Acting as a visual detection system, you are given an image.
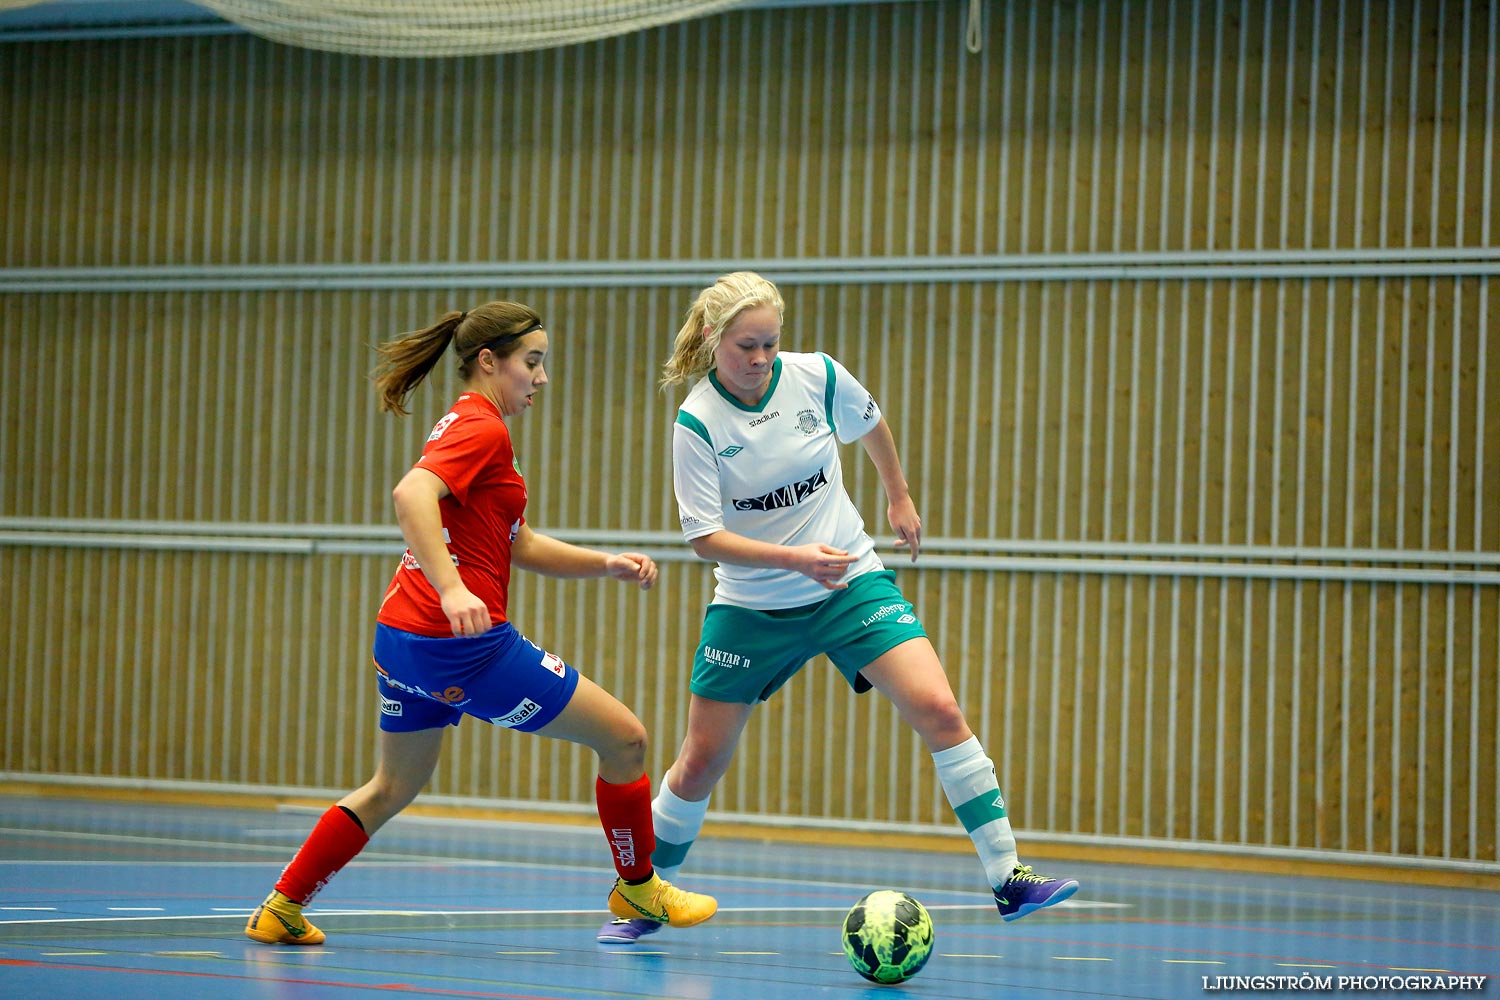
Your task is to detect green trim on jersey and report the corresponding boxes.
[672,351,884,609]
[675,410,713,447]
[707,356,783,412]
[820,353,838,436]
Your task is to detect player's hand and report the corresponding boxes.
[606,552,659,590]
[889,497,922,562]
[441,586,492,638]
[790,543,858,589]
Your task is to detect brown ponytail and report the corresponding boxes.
[372,301,544,415]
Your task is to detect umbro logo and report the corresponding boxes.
[718,445,743,457]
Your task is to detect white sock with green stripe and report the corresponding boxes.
[650,776,711,883]
[933,736,1019,890]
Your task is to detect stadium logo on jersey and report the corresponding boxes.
[796,409,820,435]
[717,445,743,457]
[732,468,828,511]
[428,411,459,441]
[492,698,542,728]
[748,409,780,427]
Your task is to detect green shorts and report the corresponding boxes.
[690,569,928,704]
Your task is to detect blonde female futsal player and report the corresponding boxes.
[601,272,1078,943]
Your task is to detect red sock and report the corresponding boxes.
[274,805,371,904]
[595,774,656,881]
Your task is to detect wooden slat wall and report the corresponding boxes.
[5,2,1495,265]
[1,0,1496,863]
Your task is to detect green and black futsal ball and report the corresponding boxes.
[841,890,935,985]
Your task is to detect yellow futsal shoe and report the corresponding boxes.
[245,890,326,945]
[607,873,717,928]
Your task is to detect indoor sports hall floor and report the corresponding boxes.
[1,793,1495,999]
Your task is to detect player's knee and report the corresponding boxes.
[910,695,968,748]
[671,745,732,797]
[599,718,649,774]
[358,776,424,826]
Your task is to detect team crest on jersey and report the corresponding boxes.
[428,412,459,441]
[796,409,820,435]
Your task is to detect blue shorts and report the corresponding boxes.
[372,621,580,733]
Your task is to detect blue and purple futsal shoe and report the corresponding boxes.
[597,917,663,943]
[994,864,1080,921]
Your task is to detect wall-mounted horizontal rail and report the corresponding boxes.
[4,518,1496,584]
[3,249,1498,293]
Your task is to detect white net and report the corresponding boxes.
[194,0,758,56]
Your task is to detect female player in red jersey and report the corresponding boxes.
[246,301,717,945]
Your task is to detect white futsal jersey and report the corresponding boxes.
[673,351,887,609]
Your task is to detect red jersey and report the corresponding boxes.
[377,392,527,637]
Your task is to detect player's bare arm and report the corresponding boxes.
[858,418,921,561]
[690,529,856,589]
[391,465,489,636]
[512,522,657,588]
